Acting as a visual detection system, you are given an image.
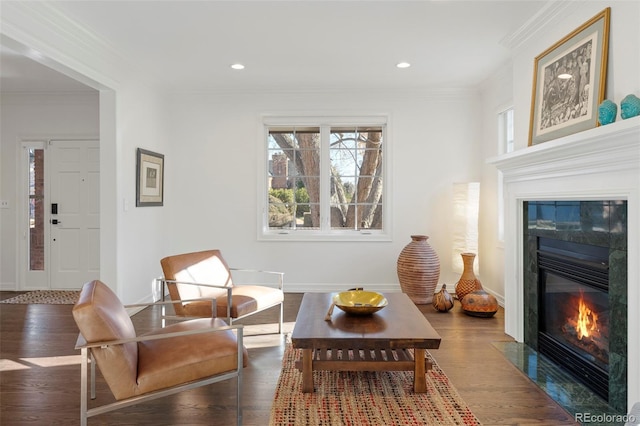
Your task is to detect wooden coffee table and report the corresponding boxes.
[291,292,441,393]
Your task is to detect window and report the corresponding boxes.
[28,148,45,270]
[261,116,388,241]
[497,106,514,241]
[499,107,514,154]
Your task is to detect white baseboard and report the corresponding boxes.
[482,287,505,307]
[0,282,17,291]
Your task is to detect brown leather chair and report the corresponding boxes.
[72,280,246,426]
[159,249,284,333]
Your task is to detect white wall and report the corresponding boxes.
[478,64,514,302]
[0,92,99,289]
[478,1,640,304]
[1,2,483,303]
[113,83,171,303]
[4,1,636,305]
[0,2,170,303]
[511,2,640,151]
[163,90,482,292]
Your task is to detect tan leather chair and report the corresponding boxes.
[72,280,246,426]
[159,249,284,333]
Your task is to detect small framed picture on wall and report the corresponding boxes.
[136,148,164,207]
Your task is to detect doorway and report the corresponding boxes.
[20,139,100,290]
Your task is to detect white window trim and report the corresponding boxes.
[258,114,392,242]
[496,104,514,245]
[497,104,514,154]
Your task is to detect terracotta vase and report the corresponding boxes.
[461,289,499,317]
[455,252,482,301]
[397,235,440,304]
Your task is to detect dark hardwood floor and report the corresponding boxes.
[0,291,578,425]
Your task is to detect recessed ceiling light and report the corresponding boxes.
[230,63,245,70]
[396,62,411,69]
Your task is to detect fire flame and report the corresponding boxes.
[576,294,598,340]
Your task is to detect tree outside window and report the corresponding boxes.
[264,120,386,239]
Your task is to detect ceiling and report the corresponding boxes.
[0,1,549,94]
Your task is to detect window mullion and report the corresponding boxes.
[319,125,330,231]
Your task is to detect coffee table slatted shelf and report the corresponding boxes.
[294,347,433,372]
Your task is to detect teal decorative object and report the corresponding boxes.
[621,94,640,119]
[598,100,617,125]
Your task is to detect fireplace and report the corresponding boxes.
[537,237,610,400]
[522,199,627,411]
[488,117,639,412]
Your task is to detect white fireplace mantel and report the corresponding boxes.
[488,116,640,408]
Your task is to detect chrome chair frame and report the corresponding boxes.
[158,267,284,333]
[75,299,243,426]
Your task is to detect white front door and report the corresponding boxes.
[49,140,100,289]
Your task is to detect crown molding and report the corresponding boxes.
[0,2,128,90]
[500,0,581,51]
[167,86,478,100]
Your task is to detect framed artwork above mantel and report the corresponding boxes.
[136,148,164,207]
[528,7,610,146]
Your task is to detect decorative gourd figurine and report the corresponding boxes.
[598,100,617,125]
[621,94,640,120]
[461,289,499,318]
[432,284,454,312]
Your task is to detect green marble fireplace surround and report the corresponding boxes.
[523,200,627,413]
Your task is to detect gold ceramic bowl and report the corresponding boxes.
[333,290,388,315]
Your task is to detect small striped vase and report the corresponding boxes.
[397,235,441,304]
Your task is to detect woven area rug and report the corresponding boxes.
[0,290,80,305]
[269,345,481,426]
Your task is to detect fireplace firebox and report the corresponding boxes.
[537,237,610,400]
[523,200,627,412]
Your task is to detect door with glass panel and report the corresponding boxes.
[22,140,100,290]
